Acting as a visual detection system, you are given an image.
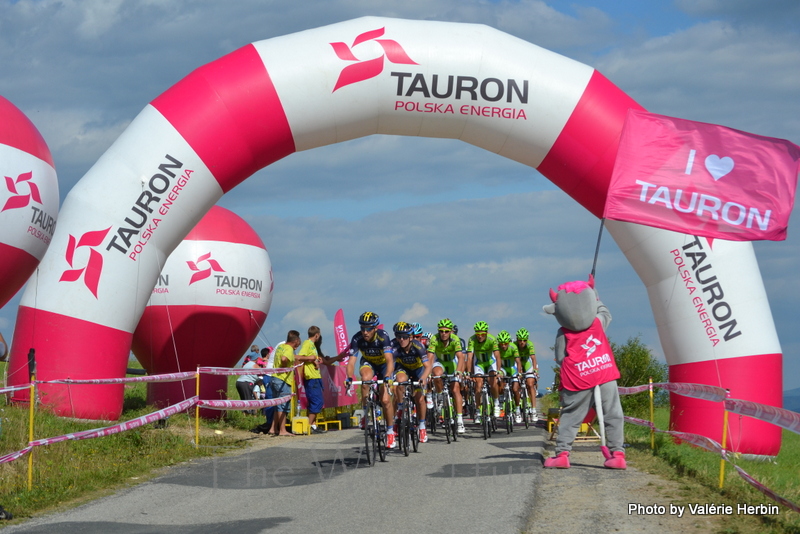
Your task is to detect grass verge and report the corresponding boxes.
[0,366,264,522]
[625,407,800,534]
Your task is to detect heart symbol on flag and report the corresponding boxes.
[704,155,734,180]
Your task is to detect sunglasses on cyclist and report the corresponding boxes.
[360,326,376,332]
[396,334,411,340]
[438,329,451,334]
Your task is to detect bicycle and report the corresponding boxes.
[395,379,421,455]
[519,371,538,429]
[473,373,494,440]
[498,373,517,434]
[431,374,459,443]
[461,374,477,422]
[350,379,387,466]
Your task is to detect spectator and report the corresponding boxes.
[300,326,326,434]
[244,344,259,364]
[236,356,260,415]
[252,346,276,435]
[270,330,302,436]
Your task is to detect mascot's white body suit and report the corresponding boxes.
[543,276,627,469]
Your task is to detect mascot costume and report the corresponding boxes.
[543,275,627,469]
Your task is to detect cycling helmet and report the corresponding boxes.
[453,325,459,335]
[474,321,489,333]
[437,318,455,330]
[358,311,380,327]
[516,328,530,341]
[393,321,414,336]
[412,322,424,336]
[423,332,432,339]
[497,330,512,343]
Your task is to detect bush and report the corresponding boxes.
[611,336,668,416]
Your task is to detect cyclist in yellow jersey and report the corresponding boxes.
[467,321,501,421]
[496,330,523,423]
[427,318,466,434]
[515,328,539,422]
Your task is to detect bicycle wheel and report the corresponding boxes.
[376,417,387,462]
[521,392,529,429]
[401,404,410,456]
[448,392,458,442]
[427,400,437,435]
[411,411,420,453]
[442,392,452,444]
[481,389,490,439]
[365,403,376,466]
[505,396,514,434]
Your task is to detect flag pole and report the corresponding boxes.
[591,218,606,278]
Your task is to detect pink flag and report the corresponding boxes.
[604,110,800,241]
[334,308,350,365]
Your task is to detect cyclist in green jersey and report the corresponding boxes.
[496,330,523,423]
[467,321,501,421]
[515,328,539,422]
[427,318,466,434]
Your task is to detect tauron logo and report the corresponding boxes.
[186,252,225,285]
[2,171,41,212]
[59,227,112,298]
[330,27,418,91]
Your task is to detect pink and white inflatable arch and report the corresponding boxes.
[7,17,781,455]
[0,96,58,309]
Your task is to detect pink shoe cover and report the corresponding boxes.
[601,445,611,460]
[543,451,571,469]
[603,450,627,469]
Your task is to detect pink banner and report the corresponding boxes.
[624,415,655,429]
[334,308,350,365]
[734,465,800,513]
[198,365,297,376]
[658,382,727,402]
[605,109,800,241]
[198,394,293,411]
[725,398,800,434]
[322,364,358,407]
[43,371,196,385]
[29,397,199,447]
[0,446,32,464]
[0,384,32,394]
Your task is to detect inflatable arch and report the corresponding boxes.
[7,17,781,455]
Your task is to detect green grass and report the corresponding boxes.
[625,407,800,533]
[0,363,255,521]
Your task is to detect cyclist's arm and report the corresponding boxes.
[455,350,465,374]
[420,355,433,384]
[384,348,395,379]
[515,357,523,376]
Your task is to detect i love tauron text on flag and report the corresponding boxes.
[604,109,800,241]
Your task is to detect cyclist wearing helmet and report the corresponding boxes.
[427,318,466,434]
[468,321,501,421]
[496,330,523,423]
[516,328,539,422]
[411,323,424,345]
[335,311,398,448]
[391,321,433,443]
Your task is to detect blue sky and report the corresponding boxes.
[1,0,799,391]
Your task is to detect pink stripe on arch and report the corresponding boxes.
[538,70,645,218]
[151,45,296,193]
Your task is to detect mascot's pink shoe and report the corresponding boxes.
[603,450,627,469]
[544,451,570,469]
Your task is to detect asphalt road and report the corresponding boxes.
[3,420,547,534]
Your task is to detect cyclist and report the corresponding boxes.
[496,330,523,423]
[411,323,424,345]
[515,328,539,422]
[468,321,500,422]
[427,318,466,434]
[335,311,397,449]
[391,321,433,443]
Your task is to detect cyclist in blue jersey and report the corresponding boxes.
[391,321,433,443]
[333,311,397,449]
